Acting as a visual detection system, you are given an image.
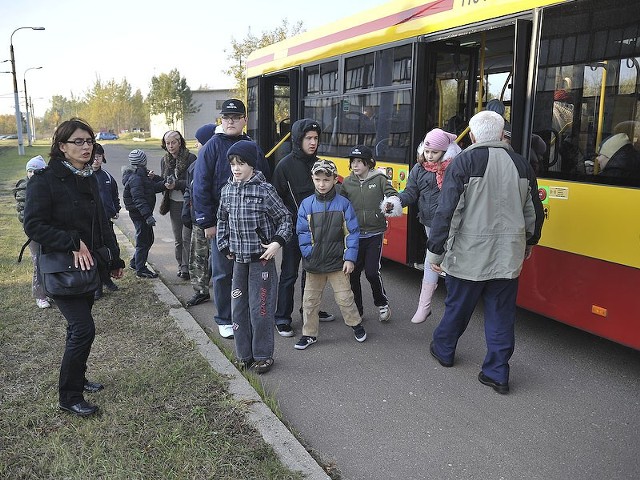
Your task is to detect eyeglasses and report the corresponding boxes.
[65,138,95,146]
[222,114,245,122]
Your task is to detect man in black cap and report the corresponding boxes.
[271,118,335,337]
[192,99,271,339]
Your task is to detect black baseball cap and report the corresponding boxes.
[220,99,246,115]
[347,145,373,161]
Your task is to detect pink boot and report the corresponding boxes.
[410,281,438,324]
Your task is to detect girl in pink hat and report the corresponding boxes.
[398,128,461,323]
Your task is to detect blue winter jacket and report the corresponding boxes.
[193,133,271,229]
[297,187,359,274]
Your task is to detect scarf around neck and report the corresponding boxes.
[423,159,451,190]
[62,160,93,177]
[162,148,191,179]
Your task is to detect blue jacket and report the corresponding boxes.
[93,167,120,219]
[193,133,271,229]
[297,187,359,273]
[217,171,292,263]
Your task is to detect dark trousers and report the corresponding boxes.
[210,240,233,326]
[232,260,277,362]
[274,233,303,326]
[54,294,96,405]
[132,217,154,272]
[432,275,518,384]
[350,234,388,314]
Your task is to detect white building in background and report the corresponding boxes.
[149,88,234,140]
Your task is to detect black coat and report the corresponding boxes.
[122,165,165,220]
[601,144,640,179]
[23,157,124,268]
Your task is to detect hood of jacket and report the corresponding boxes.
[291,118,322,159]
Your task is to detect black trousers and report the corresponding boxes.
[54,293,95,405]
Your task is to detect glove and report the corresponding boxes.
[146,216,156,226]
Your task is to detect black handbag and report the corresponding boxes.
[39,251,100,297]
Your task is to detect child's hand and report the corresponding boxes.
[260,242,281,260]
[343,260,355,274]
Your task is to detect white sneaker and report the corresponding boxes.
[378,304,391,322]
[218,324,234,339]
[36,298,51,309]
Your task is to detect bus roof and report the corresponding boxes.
[246,0,569,77]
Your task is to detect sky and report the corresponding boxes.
[0,0,389,117]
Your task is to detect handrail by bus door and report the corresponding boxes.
[593,61,608,174]
[265,131,291,159]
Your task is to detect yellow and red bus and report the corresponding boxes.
[246,0,640,349]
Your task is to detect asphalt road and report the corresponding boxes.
[103,142,639,480]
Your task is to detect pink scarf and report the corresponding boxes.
[423,159,452,190]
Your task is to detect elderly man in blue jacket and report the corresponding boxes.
[192,99,271,339]
[426,110,543,394]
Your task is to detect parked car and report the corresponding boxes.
[0,134,18,139]
[96,132,118,140]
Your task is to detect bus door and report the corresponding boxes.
[417,43,478,148]
[247,69,299,171]
[408,42,478,266]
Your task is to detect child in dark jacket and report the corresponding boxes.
[122,149,165,278]
[217,140,293,374]
[13,155,50,308]
[340,145,401,322]
[295,159,366,350]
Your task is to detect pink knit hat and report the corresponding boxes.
[421,129,457,152]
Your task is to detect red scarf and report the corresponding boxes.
[423,159,452,190]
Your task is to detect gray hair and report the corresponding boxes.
[469,111,505,143]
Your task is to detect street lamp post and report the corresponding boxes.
[10,26,45,155]
[23,66,42,146]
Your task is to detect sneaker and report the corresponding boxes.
[294,336,317,350]
[36,298,51,309]
[252,358,274,374]
[378,304,391,322]
[352,323,367,342]
[177,271,190,280]
[186,292,210,307]
[218,324,234,339]
[276,324,294,337]
[319,311,335,322]
[136,269,158,279]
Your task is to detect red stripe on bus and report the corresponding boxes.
[288,0,454,56]
[517,246,640,350]
[247,53,276,69]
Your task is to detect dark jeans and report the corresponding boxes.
[54,293,96,406]
[350,234,388,314]
[232,260,277,362]
[210,240,233,326]
[274,233,304,327]
[132,217,154,272]
[432,275,519,384]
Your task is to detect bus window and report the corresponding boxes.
[533,0,640,185]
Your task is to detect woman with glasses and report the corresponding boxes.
[23,118,126,417]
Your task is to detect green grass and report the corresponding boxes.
[0,146,303,479]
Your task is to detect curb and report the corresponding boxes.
[117,230,330,479]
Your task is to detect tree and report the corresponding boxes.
[147,69,200,129]
[83,78,148,133]
[224,19,304,100]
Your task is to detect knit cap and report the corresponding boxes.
[195,123,216,145]
[227,140,259,168]
[486,99,506,116]
[420,129,457,153]
[599,133,630,159]
[128,149,147,167]
[26,155,47,172]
